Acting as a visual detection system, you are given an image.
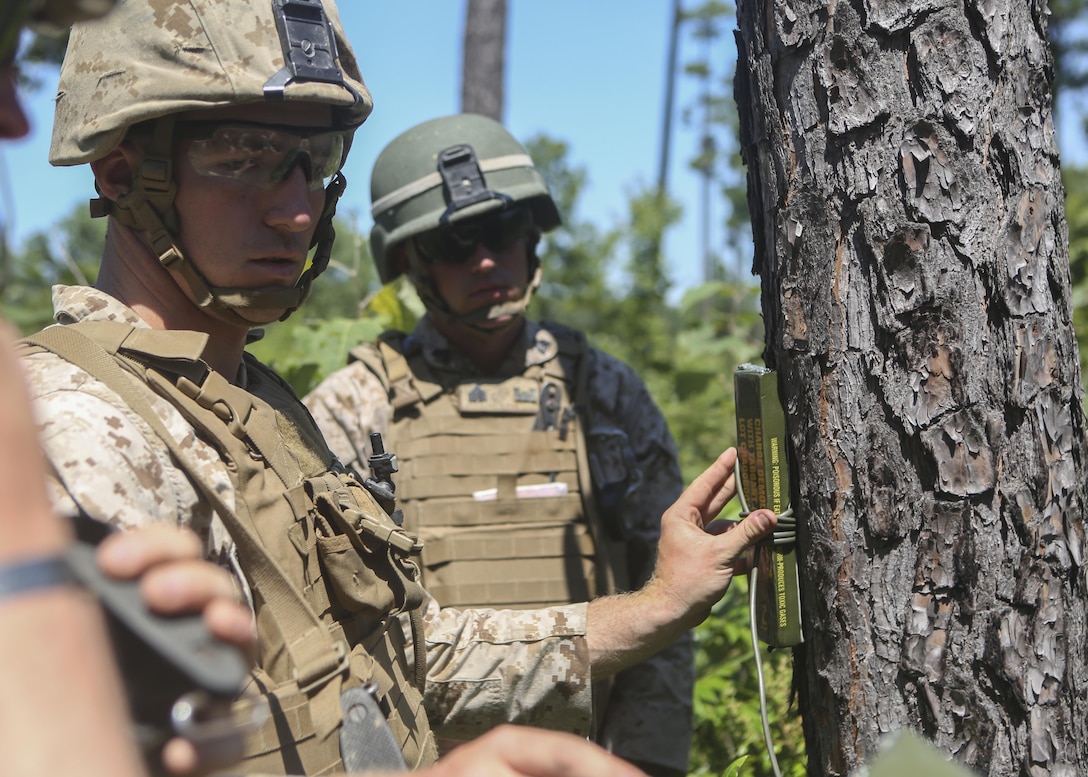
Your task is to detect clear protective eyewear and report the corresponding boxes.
[413,205,534,264]
[179,121,348,192]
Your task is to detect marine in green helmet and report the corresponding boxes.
[306,114,695,777]
[19,2,775,774]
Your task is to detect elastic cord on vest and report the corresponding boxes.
[89,118,346,327]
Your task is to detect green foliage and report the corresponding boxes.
[248,314,387,397]
[2,204,105,334]
[1049,0,1088,96]
[690,583,806,777]
[366,275,425,334]
[250,271,424,397]
[527,135,622,335]
[678,0,751,277]
[291,211,381,322]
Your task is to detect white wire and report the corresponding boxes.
[749,565,784,777]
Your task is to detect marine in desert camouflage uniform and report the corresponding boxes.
[20,2,775,774]
[18,2,591,772]
[306,114,694,776]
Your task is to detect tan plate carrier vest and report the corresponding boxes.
[23,322,438,776]
[350,323,628,611]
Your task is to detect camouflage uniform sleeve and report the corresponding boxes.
[420,595,593,742]
[304,361,392,478]
[587,348,695,775]
[23,351,233,560]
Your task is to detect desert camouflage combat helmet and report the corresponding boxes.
[369,113,561,285]
[49,0,371,327]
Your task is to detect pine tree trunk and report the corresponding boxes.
[460,0,506,121]
[734,0,1088,775]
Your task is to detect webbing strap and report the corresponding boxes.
[22,325,347,692]
[376,339,444,410]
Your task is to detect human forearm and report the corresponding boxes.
[587,449,776,679]
[586,580,691,678]
[0,324,148,776]
[0,591,148,777]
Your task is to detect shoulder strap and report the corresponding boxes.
[350,330,444,410]
[348,341,392,394]
[21,324,349,691]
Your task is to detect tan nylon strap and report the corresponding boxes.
[402,494,586,529]
[397,410,570,440]
[396,425,576,453]
[376,340,419,411]
[556,326,619,724]
[22,325,348,692]
[397,444,576,474]
[408,607,426,692]
[422,526,598,565]
[83,321,209,364]
[496,473,517,501]
[376,339,445,410]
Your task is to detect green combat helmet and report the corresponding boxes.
[48,0,371,327]
[369,113,561,328]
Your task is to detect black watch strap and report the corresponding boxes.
[0,555,79,601]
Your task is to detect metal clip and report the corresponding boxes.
[436,143,512,224]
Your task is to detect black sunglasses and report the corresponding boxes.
[413,206,534,265]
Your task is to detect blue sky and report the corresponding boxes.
[3,2,1085,301]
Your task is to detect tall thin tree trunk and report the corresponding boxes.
[734,0,1088,775]
[461,0,506,121]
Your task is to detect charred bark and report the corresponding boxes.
[734,0,1088,775]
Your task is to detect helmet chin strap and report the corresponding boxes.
[92,117,346,328]
[406,238,542,335]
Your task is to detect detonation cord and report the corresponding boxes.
[734,461,796,777]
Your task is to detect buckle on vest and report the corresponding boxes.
[294,639,349,695]
[344,509,423,556]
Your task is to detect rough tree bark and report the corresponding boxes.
[734,0,1088,775]
[460,0,506,121]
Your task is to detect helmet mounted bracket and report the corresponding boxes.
[264,0,354,98]
[436,143,512,226]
